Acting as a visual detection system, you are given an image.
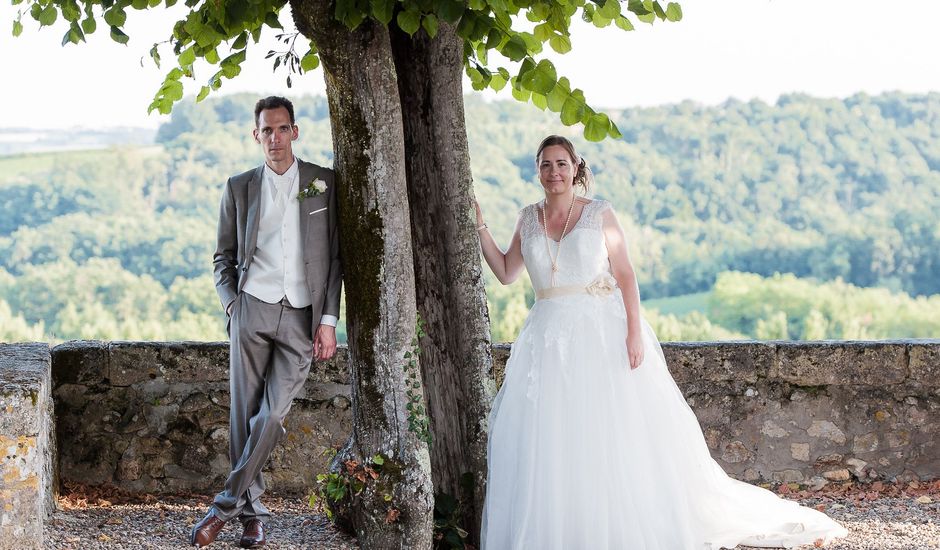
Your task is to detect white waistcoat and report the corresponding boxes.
[242,160,311,308]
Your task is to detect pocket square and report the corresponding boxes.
[309,207,328,215]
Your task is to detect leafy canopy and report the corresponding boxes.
[10,0,681,140]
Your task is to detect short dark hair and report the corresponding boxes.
[254,96,295,127]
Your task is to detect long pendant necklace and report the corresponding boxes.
[538,193,577,288]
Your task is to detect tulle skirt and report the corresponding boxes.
[481,292,848,549]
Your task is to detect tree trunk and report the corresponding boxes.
[391,23,496,546]
[292,3,434,547]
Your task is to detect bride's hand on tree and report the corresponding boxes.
[627,332,644,369]
[473,199,484,227]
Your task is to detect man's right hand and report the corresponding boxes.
[226,299,235,316]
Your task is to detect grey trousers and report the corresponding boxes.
[212,292,313,523]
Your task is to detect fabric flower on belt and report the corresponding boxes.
[585,273,617,297]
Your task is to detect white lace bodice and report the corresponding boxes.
[520,199,613,291]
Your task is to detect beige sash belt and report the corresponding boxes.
[535,274,618,301]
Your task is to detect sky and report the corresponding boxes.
[2,0,939,129]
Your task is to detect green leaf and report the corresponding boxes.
[614,15,634,31]
[131,0,148,9]
[205,48,219,64]
[560,94,586,126]
[370,0,395,25]
[485,28,502,49]
[149,44,161,67]
[397,9,421,36]
[300,51,319,71]
[531,92,548,111]
[68,21,84,43]
[652,0,667,19]
[103,7,126,27]
[533,22,553,42]
[178,46,196,67]
[468,0,485,9]
[232,31,248,50]
[608,120,623,139]
[527,2,550,21]
[499,35,527,62]
[196,86,210,102]
[665,2,682,21]
[80,17,96,34]
[520,58,556,94]
[549,34,571,54]
[438,0,465,23]
[627,0,651,15]
[546,77,570,111]
[592,13,611,27]
[109,25,129,45]
[421,14,439,38]
[510,78,531,102]
[61,0,81,22]
[12,20,23,37]
[584,112,611,141]
[467,66,485,91]
[38,6,58,27]
[489,74,507,92]
[264,12,283,29]
[598,0,621,19]
[519,31,542,54]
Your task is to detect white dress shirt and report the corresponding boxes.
[242,158,337,327]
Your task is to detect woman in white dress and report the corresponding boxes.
[474,135,848,549]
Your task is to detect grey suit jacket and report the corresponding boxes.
[213,159,342,332]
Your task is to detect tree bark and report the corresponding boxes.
[391,23,496,546]
[292,3,434,547]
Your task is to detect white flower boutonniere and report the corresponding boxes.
[297,178,327,201]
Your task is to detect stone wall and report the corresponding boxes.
[52,341,350,494]
[0,343,56,549]
[50,339,940,495]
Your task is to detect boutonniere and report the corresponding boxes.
[297,178,327,201]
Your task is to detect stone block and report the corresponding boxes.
[0,343,54,549]
[908,342,940,388]
[776,341,907,386]
[790,443,810,462]
[663,342,775,385]
[807,420,846,445]
[51,340,109,386]
[109,341,230,386]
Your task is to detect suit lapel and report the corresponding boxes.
[298,160,316,245]
[245,165,264,258]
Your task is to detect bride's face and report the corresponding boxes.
[537,145,576,195]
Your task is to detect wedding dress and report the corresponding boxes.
[481,199,848,549]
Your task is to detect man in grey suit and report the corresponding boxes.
[191,96,342,548]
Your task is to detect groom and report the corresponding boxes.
[192,96,342,548]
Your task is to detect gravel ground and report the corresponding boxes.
[46,494,357,550]
[45,488,939,549]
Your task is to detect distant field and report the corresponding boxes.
[644,291,710,315]
[0,146,162,182]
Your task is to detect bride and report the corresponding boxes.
[474,135,848,549]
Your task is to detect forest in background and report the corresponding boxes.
[1,91,939,343]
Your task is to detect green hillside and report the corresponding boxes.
[2,92,939,343]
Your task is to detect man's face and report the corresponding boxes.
[253,107,298,165]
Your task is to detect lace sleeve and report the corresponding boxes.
[519,203,541,242]
[579,199,611,231]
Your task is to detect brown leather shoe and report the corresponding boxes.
[239,519,266,548]
[190,510,226,547]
